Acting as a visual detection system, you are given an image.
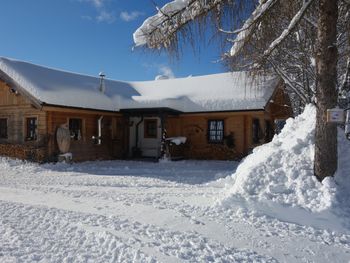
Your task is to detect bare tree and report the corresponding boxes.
[133,0,346,180]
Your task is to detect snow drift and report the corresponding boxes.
[219,105,350,219]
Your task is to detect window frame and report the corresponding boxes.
[0,118,8,139]
[25,117,38,141]
[69,118,83,141]
[207,119,225,144]
[144,119,158,139]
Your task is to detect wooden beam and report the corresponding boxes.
[42,105,121,116]
[182,111,265,118]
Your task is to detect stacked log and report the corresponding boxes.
[0,144,47,162]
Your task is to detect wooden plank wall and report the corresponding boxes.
[0,80,47,146]
[47,111,126,162]
[0,79,127,162]
[266,86,294,120]
[166,111,267,160]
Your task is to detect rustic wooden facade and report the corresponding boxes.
[143,85,291,160]
[0,79,131,162]
[0,78,291,162]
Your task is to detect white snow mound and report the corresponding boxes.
[220,105,336,212]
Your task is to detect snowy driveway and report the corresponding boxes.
[0,159,349,263]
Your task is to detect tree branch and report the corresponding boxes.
[259,0,315,63]
[134,0,228,48]
[230,0,279,57]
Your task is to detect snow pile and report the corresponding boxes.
[330,127,350,219]
[166,136,187,145]
[220,105,338,213]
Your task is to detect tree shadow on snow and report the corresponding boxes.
[40,160,239,185]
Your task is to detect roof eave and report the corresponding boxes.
[41,103,119,114]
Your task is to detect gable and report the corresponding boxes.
[0,79,32,106]
[266,85,293,119]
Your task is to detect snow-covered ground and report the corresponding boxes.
[0,158,349,263]
[1,105,350,262]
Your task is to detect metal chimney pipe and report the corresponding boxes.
[99,72,106,93]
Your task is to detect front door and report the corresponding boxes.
[141,118,161,158]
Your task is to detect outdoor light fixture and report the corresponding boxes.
[10,88,18,95]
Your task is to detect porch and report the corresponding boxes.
[120,107,183,160]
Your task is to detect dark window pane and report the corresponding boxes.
[26,118,37,140]
[0,119,7,139]
[252,118,261,144]
[265,120,273,142]
[144,119,157,138]
[69,119,82,140]
[208,120,224,143]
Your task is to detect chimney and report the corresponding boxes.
[99,72,106,93]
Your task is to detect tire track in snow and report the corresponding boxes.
[0,200,277,263]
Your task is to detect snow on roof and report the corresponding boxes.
[0,57,279,113]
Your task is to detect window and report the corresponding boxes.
[0,118,7,139]
[69,118,82,140]
[26,117,37,141]
[208,120,224,143]
[144,119,157,138]
[252,118,262,144]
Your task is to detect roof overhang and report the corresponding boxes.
[120,107,183,116]
[41,103,119,115]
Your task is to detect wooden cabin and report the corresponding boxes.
[0,57,292,162]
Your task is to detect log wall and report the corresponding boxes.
[265,85,293,119]
[0,80,48,161]
[166,111,267,160]
[47,110,126,162]
[165,86,292,160]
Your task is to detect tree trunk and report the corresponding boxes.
[315,0,338,181]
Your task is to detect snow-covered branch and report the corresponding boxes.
[133,0,228,49]
[269,60,310,104]
[230,0,278,57]
[258,0,315,62]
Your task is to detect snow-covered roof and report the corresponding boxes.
[0,57,280,113]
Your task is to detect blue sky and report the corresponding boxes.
[0,0,227,81]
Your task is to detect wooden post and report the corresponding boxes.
[243,115,248,155]
[160,113,167,159]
